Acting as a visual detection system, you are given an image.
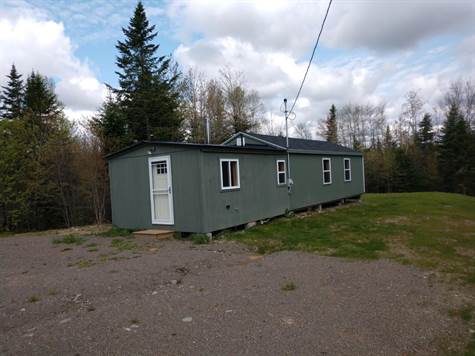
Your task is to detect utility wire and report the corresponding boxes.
[288,0,333,114]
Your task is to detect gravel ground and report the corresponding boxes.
[0,234,467,355]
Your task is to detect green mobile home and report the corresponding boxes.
[106,132,364,233]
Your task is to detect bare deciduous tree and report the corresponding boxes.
[441,79,475,129]
[294,122,313,139]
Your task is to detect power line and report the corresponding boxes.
[288,0,333,114]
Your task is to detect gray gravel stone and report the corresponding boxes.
[0,235,469,355]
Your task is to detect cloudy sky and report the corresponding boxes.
[1,0,474,135]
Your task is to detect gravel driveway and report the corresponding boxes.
[0,234,466,355]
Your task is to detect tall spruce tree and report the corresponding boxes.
[416,113,434,149]
[115,1,182,142]
[1,64,24,120]
[438,103,471,193]
[325,104,338,143]
[24,72,63,143]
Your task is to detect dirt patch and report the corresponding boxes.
[0,235,469,355]
[377,216,410,225]
[10,224,112,238]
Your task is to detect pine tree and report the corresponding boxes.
[23,72,63,143]
[1,64,24,120]
[438,104,470,193]
[383,125,395,149]
[90,92,129,154]
[115,1,182,142]
[325,104,338,143]
[416,113,434,149]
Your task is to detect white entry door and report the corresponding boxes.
[148,156,174,225]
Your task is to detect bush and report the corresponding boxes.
[191,234,210,245]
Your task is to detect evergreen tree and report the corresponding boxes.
[325,104,338,143]
[438,104,471,193]
[0,64,24,120]
[23,72,63,143]
[383,125,395,149]
[115,1,182,142]
[416,113,434,149]
[90,93,129,154]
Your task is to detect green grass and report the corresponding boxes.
[227,192,475,283]
[191,234,210,245]
[98,226,132,238]
[52,234,86,246]
[110,238,137,251]
[282,281,296,291]
[28,295,39,303]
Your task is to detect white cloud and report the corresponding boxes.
[325,0,474,51]
[0,15,106,119]
[168,0,475,54]
[170,0,475,132]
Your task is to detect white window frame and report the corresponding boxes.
[220,158,240,190]
[148,156,174,225]
[344,158,352,182]
[276,159,287,185]
[322,157,332,185]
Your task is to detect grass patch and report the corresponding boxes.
[98,226,132,238]
[52,234,86,246]
[110,238,137,251]
[28,295,39,303]
[226,193,475,282]
[449,305,474,323]
[191,234,210,245]
[281,281,296,291]
[75,259,95,268]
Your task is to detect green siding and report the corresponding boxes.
[289,154,364,210]
[225,135,270,147]
[109,144,204,232]
[108,143,364,233]
[200,152,289,232]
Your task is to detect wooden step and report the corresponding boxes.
[133,229,175,240]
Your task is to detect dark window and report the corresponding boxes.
[277,160,286,185]
[221,161,230,187]
[344,158,351,182]
[322,158,332,184]
[221,159,239,189]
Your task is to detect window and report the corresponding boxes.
[220,159,240,190]
[344,158,351,182]
[276,160,286,185]
[155,161,167,174]
[236,136,246,146]
[322,158,332,184]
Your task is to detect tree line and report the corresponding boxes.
[1,2,473,232]
[0,2,263,232]
[318,83,475,195]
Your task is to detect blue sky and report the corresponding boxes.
[0,0,474,130]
